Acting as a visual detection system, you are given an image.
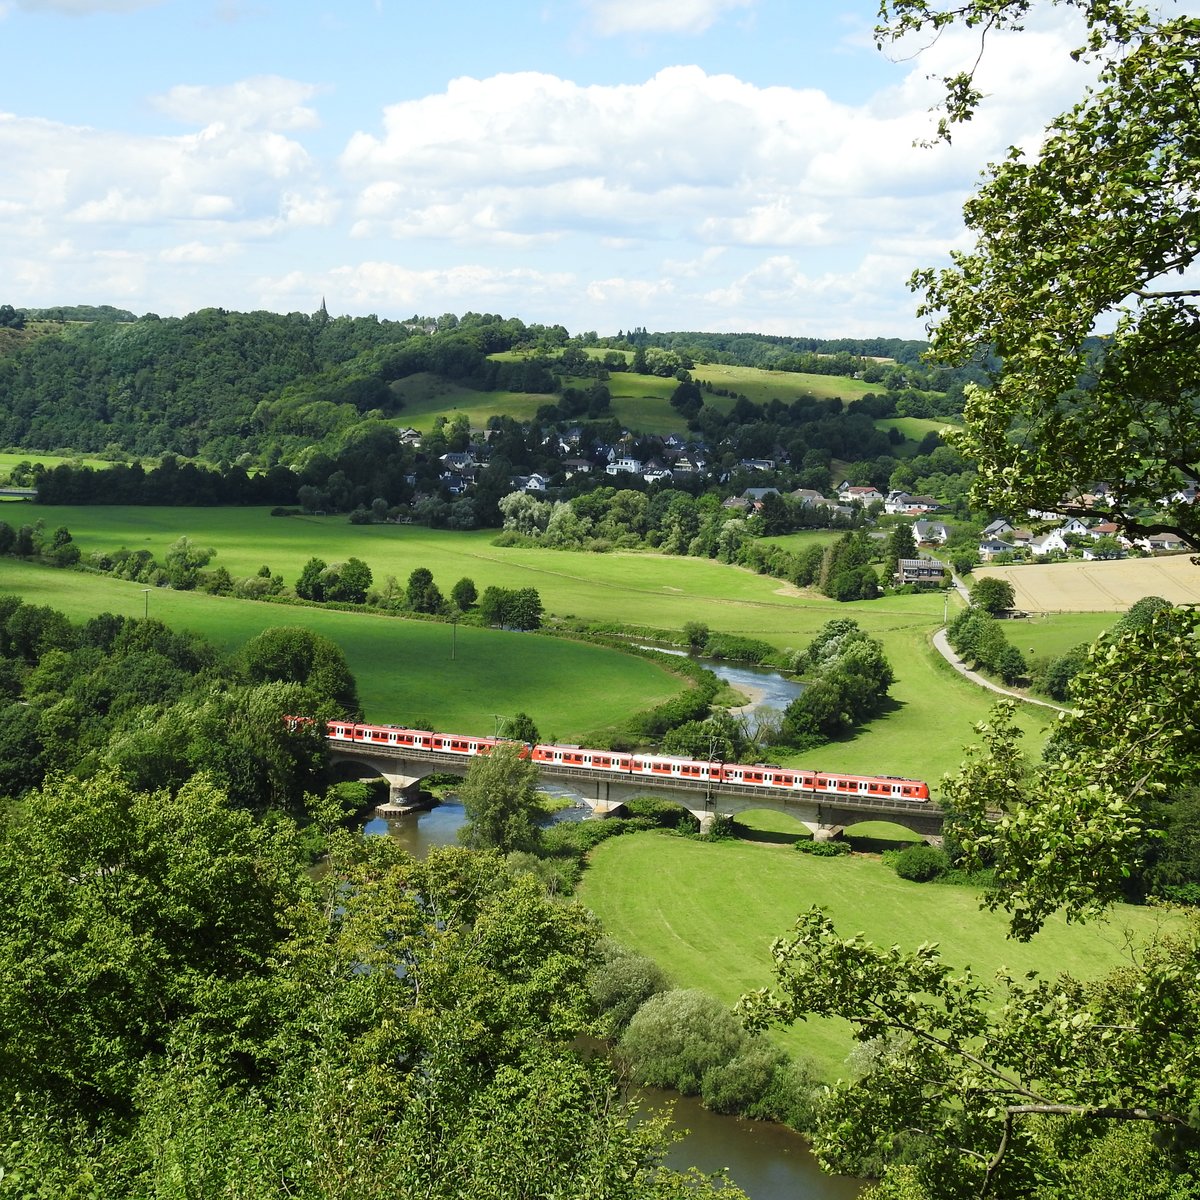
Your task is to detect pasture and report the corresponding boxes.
[385,359,894,437]
[978,554,1200,612]
[873,416,960,441]
[0,556,680,743]
[4,510,1054,783]
[389,373,556,428]
[0,451,113,475]
[577,832,1183,1079]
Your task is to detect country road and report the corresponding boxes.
[931,627,1069,713]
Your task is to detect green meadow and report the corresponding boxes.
[1012,611,1116,659]
[873,416,961,441]
[577,832,1183,1079]
[388,373,557,428]
[3,510,1056,785]
[386,360,893,436]
[0,451,113,475]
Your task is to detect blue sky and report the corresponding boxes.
[0,0,1103,336]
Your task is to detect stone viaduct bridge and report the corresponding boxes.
[329,741,944,845]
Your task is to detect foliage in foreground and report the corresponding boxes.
[741,604,1200,1196]
[0,774,745,1199]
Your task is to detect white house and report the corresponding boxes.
[913,519,950,544]
[978,538,1015,561]
[605,456,645,477]
[1029,529,1069,556]
[838,483,884,506]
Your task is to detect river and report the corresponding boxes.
[364,794,861,1200]
[635,645,804,719]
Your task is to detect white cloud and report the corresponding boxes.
[582,0,754,36]
[158,240,238,264]
[151,76,324,131]
[0,108,315,234]
[339,60,1052,261]
[259,260,576,315]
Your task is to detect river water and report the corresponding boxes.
[364,793,861,1200]
[636,645,805,718]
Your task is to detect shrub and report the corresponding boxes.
[892,843,950,882]
[794,838,851,856]
[744,1056,821,1129]
[701,1040,787,1114]
[623,797,700,832]
[702,812,737,840]
[587,940,670,1035]
[618,988,748,1095]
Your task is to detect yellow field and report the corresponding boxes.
[978,554,1200,612]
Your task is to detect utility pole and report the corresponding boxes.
[141,588,151,620]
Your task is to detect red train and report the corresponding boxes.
[322,719,931,802]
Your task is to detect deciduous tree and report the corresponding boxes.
[880,0,1200,548]
[458,741,542,854]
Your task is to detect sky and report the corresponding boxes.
[0,0,1114,337]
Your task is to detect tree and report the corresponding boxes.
[236,626,359,713]
[499,711,539,745]
[970,575,1016,615]
[0,791,740,1199]
[322,556,372,604]
[405,566,444,614]
[0,771,317,1117]
[509,587,544,631]
[883,522,918,583]
[163,536,215,590]
[458,742,542,854]
[880,0,1200,549]
[450,576,477,612]
[295,555,327,601]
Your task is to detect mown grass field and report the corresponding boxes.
[1011,611,1118,660]
[577,832,1184,1079]
[386,359,897,437]
[5,510,1055,786]
[0,451,113,475]
[873,416,961,441]
[979,555,1200,612]
[388,373,556,428]
[0,556,680,743]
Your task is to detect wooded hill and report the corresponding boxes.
[0,304,969,461]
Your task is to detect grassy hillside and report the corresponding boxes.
[578,832,1183,1078]
[6,510,1054,784]
[388,372,557,428]
[0,555,680,742]
[387,359,891,435]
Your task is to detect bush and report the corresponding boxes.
[618,988,748,1095]
[701,1040,787,1114]
[744,1056,821,1129]
[794,838,851,856]
[588,940,670,1035]
[623,797,700,832]
[892,843,950,882]
[702,812,737,840]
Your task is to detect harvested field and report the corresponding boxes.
[978,554,1200,612]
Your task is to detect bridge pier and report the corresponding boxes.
[373,771,425,813]
[803,821,845,842]
[591,799,627,819]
